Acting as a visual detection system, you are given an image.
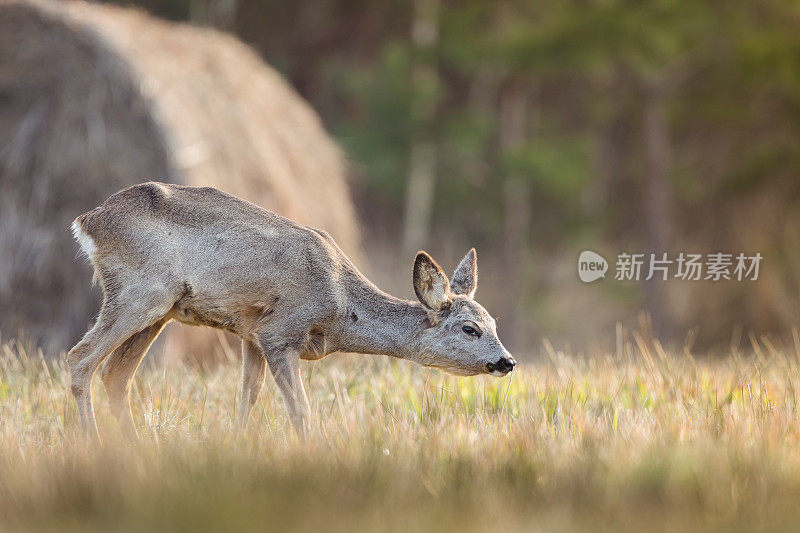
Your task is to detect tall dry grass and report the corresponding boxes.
[3,332,800,531]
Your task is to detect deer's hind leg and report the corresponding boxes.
[101,318,169,438]
[67,291,173,441]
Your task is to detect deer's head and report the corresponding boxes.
[411,249,516,377]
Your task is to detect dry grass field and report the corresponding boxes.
[4,332,800,532]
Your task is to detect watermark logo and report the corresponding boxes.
[579,251,762,283]
[578,250,608,282]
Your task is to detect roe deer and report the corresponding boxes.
[67,182,516,439]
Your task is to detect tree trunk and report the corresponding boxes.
[583,74,621,218]
[499,79,531,351]
[402,0,440,257]
[642,77,673,337]
[190,0,236,29]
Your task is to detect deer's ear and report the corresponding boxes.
[413,251,451,310]
[451,248,477,298]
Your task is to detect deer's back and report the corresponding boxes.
[78,183,348,325]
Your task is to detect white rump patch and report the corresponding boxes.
[71,219,97,261]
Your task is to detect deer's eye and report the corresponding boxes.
[462,325,480,337]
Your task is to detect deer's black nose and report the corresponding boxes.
[498,356,516,372]
[487,356,516,374]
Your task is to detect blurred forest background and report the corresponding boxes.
[110,0,800,352]
[6,0,800,355]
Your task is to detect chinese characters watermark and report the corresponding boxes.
[579,251,762,283]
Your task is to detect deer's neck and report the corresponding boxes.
[334,273,428,359]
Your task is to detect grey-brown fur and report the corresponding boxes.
[67,182,516,440]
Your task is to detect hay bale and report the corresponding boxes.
[0,0,361,354]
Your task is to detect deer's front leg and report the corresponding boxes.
[264,345,310,436]
[238,340,267,431]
